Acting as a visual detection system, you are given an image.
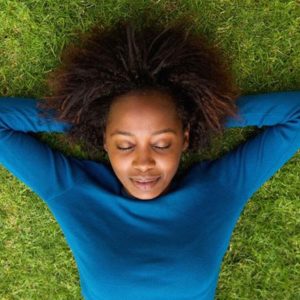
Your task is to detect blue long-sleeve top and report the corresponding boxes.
[0,91,299,300]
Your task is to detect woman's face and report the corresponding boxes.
[103,90,189,200]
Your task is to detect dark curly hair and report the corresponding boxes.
[37,14,241,159]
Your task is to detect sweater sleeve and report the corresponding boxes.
[202,91,300,202]
[0,97,87,201]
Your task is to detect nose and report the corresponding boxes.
[132,149,156,172]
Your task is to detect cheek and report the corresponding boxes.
[159,156,178,171]
[165,158,182,180]
[109,155,128,173]
[153,154,182,180]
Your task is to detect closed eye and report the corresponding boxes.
[117,145,170,151]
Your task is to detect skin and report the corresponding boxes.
[103,89,190,200]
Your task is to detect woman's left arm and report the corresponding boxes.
[201,91,300,206]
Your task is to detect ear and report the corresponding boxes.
[182,123,190,152]
[103,131,107,152]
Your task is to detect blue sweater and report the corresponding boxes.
[0,92,299,300]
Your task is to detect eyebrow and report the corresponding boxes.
[110,128,177,137]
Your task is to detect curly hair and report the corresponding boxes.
[37,14,241,159]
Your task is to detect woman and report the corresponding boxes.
[1,16,299,300]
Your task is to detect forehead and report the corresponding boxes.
[107,90,180,126]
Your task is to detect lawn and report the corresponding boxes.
[0,0,299,299]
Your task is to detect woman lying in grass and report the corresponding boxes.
[0,15,299,300]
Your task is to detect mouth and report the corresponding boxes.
[130,177,161,191]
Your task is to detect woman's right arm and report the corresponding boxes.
[0,97,87,202]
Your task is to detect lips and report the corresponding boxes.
[130,176,161,183]
[130,176,161,191]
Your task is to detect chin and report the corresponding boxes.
[131,191,161,200]
[125,187,162,200]
[137,194,160,200]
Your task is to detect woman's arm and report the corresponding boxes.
[200,91,300,207]
[0,97,87,201]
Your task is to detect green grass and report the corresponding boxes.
[0,0,299,299]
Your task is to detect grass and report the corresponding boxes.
[0,0,299,299]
